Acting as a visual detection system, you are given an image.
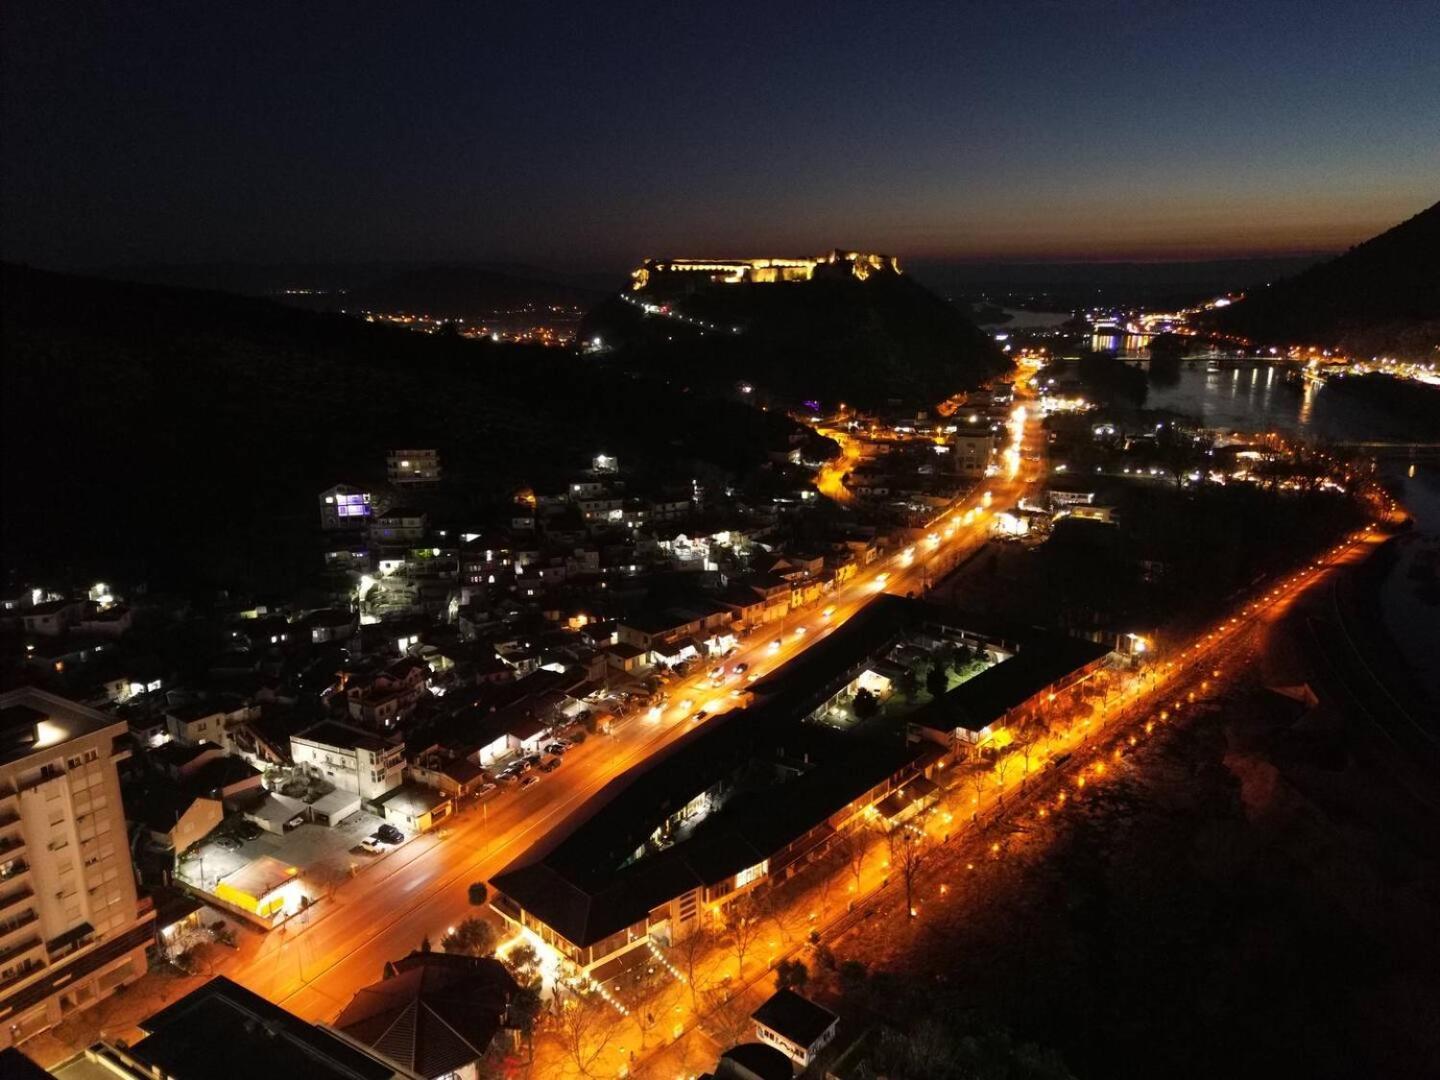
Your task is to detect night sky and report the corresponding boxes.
[3,1,1437,269]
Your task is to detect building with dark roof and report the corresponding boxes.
[909,631,1112,749]
[492,595,1117,976]
[752,987,839,1066]
[333,951,516,1079]
[701,1041,795,1080]
[73,975,407,1079]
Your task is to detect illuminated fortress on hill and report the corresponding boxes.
[631,249,900,291]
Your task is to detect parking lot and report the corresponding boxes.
[177,808,407,902]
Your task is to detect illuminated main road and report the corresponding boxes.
[214,392,1043,1026]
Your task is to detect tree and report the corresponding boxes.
[549,984,622,1078]
[725,895,765,977]
[888,826,927,918]
[509,983,544,1064]
[504,941,541,983]
[835,829,868,902]
[852,688,879,719]
[442,917,498,957]
[468,881,488,906]
[776,958,808,991]
[925,663,950,699]
[897,665,920,698]
[673,926,714,1010]
[993,750,1018,793]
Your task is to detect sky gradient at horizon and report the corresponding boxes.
[3,1,1437,269]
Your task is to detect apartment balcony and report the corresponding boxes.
[0,830,25,861]
[0,886,35,916]
[0,932,43,972]
[0,908,39,946]
[0,858,30,884]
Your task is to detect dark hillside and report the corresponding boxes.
[582,272,1008,408]
[1206,201,1440,354]
[0,265,802,592]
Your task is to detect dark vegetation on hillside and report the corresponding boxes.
[0,265,803,592]
[581,273,1008,408]
[1206,201,1440,353]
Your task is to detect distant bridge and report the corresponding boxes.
[1334,441,1440,460]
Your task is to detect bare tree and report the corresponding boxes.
[725,894,765,978]
[993,750,1018,793]
[672,925,713,1010]
[548,983,624,1078]
[887,825,926,918]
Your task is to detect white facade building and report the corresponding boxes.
[0,688,154,1050]
[290,722,404,801]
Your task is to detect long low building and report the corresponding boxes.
[491,596,1116,976]
[491,700,929,973]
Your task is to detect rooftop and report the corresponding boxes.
[0,687,123,768]
[294,720,400,755]
[912,633,1112,733]
[334,951,515,1078]
[492,695,925,947]
[752,987,839,1047]
[126,976,398,1080]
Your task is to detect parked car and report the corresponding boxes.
[236,821,263,841]
[475,782,498,798]
[519,774,540,790]
[544,742,568,756]
[539,756,561,773]
[358,837,385,854]
[374,824,404,844]
[213,835,240,852]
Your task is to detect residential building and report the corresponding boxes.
[0,688,155,1051]
[319,484,373,530]
[751,988,838,1067]
[388,449,441,486]
[291,722,404,801]
[333,951,517,1080]
[20,600,84,638]
[371,508,429,544]
[70,976,408,1079]
[163,698,255,748]
[950,432,995,477]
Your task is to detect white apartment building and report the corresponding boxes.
[290,722,404,802]
[0,688,154,1051]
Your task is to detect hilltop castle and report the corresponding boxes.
[631,249,900,292]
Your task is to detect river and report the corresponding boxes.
[1139,361,1431,443]
[1130,360,1439,705]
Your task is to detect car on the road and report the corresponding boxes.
[374,824,404,845]
[692,710,708,723]
[519,774,540,790]
[539,757,561,773]
[732,662,748,674]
